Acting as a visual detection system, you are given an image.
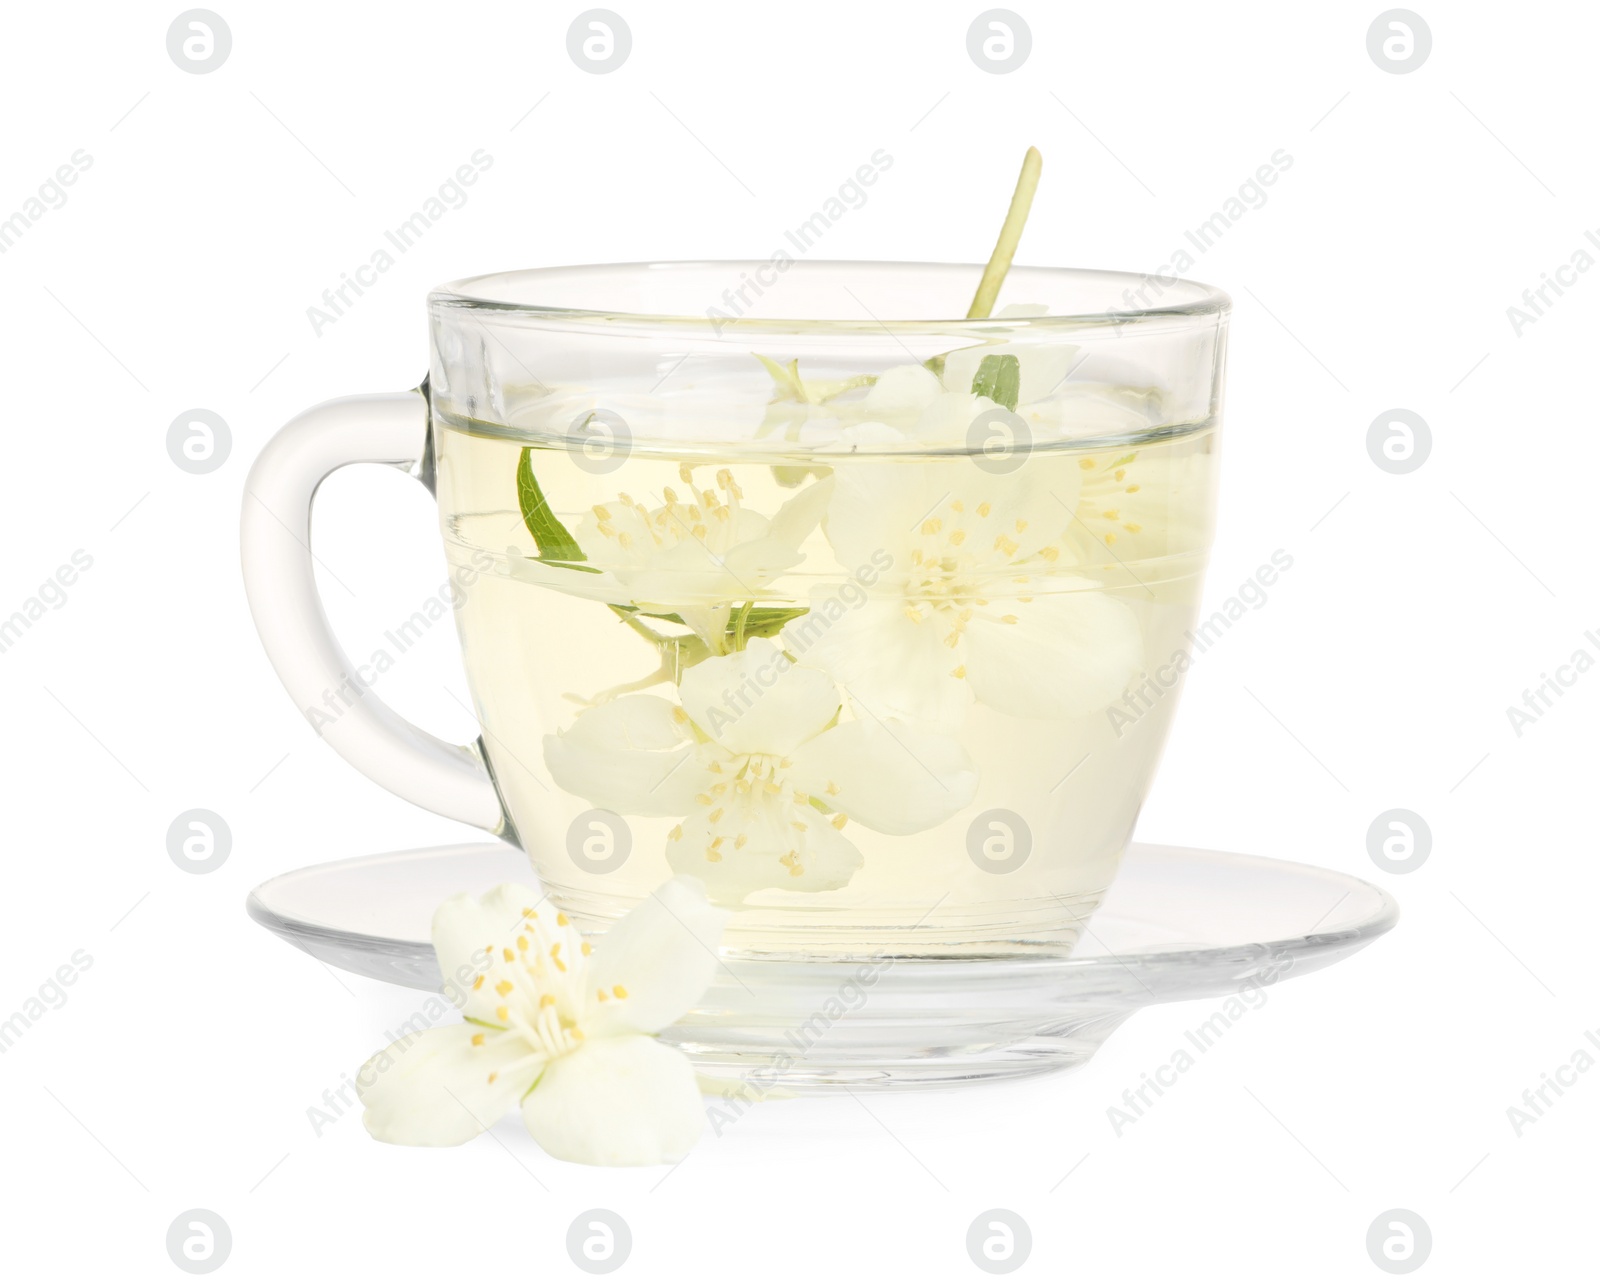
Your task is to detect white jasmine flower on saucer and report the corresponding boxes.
[544,640,978,899]
[787,430,1143,726]
[357,876,727,1166]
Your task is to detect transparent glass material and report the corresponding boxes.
[248,843,1396,1085]
[426,262,1229,955]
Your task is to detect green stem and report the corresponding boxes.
[967,146,1042,320]
[610,605,672,647]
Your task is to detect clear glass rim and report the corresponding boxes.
[428,260,1232,335]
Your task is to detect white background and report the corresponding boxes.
[2,0,1594,1278]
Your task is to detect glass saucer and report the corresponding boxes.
[247,842,1397,1088]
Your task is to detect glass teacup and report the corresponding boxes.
[243,261,1228,1078]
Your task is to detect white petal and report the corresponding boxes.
[585,877,728,1038]
[666,792,863,899]
[678,638,840,756]
[786,596,971,731]
[544,696,705,816]
[858,364,943,427]
[910,390,997,444]
[963,585,1143,719]
[912,456,1075,563]
[815,455,930,572]
[764,474,835,548]
[521,1034,704,1167]
[787,718,978,835]
[358,1025,538,1147]
[431,884,538,1017]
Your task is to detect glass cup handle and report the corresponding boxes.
[240,390,511,836]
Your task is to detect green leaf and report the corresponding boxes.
[516,448,588,565]
[738,605,808,639]
[970,353,1021,412]
[923,353,946,379]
